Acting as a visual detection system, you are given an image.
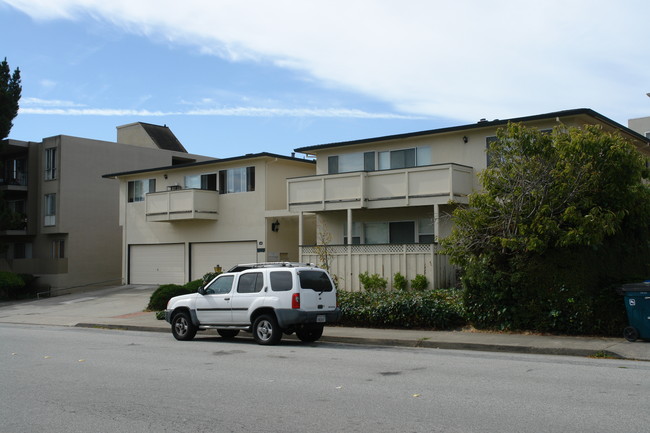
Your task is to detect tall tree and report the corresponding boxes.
[0,57,21,141]
[0,58,22,234]
[442,123,650,335]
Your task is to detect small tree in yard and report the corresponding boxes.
[442,123,650,335]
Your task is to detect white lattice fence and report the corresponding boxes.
[301,244,457,291]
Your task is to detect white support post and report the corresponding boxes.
[347,208,353,288]
[434,203,440,243]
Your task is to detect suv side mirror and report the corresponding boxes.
[198,286,206,295]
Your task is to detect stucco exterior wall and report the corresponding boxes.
[116,155,316,283]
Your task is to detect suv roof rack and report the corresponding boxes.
[227,262,317,272]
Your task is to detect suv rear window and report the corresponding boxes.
[270,271,293,292]
[298,270,333,292]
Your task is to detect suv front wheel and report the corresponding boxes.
[171,311,197,341]
[253,314,282,345]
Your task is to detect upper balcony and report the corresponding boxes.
[0,172,28,192]
[288,163,474,212]
[146,189,219,222]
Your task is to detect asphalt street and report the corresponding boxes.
[2,324,649,433]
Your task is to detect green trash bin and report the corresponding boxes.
[620,282,650,342]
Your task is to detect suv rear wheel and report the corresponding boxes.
[172,311,197,341]
[253,314,282,345]
[296,325,324,343]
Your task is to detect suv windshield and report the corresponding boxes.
[299,270,333,292]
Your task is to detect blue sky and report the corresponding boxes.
[1,0,649,158]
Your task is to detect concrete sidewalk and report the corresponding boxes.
[1,284,648,361]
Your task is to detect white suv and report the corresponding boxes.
[164,262,341,345]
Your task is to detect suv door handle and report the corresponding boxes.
[224,298,230,301]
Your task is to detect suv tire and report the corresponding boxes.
[296,325,324,343]
[172,311,197,341]
[253,314,282,345]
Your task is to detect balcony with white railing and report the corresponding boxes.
[146,189,219,222]
[287,163,474,212]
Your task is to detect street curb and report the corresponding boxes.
[74,322,624,359]
[317,335,622,359]
[75,323,169,333]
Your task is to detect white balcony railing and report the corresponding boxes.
[146,189,219,222]
[287,163,473,212]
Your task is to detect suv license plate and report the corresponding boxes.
[316,315,326,323]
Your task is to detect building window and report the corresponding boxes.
[128,179,156,202]
[377,147,430,170]
[218,167,255,194]
[184,173,217,190]
[13,242,32,259]
[52,239,65,258]
[328,152,375,174]
[45,148,57,180]
[343,222,362,245]
[44,193,56,226]
[3,157,26,185]
[486,136,498,167]
[418,218,435,243]
[345,221,419,244]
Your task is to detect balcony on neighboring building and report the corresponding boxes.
[10,257,68,275]
[0,212,27,236]
[287,163,474,212]
[145,189,219,222]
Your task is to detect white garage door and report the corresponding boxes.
[191,241,257,280]
[130,244,185,285]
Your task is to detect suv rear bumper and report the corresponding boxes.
[275,308,341,328]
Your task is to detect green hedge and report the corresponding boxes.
[0,272,37,300]
[338,288,466,329]
[147,283,196,311]
[148,272,216,312]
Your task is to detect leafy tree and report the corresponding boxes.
[0,57,21,141]
[0,58,21,235]
[442,123,650,335]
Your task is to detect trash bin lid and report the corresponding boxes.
[620,282,650,293]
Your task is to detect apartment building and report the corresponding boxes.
[104,153,316,285]
[289,109,650,290]
[0,122,213,291]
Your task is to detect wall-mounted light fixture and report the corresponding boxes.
[271,219,280,232]
[164,174,168,179]
[462,136,469,143]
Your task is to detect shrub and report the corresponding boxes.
[410,274,429,291]
[202,272,220,284]
[0,271,25,300]
[359,272,387,291]
[393,273,407,291]
[147,283,194,311]
[184,279,204,292]
[338,288,465,329]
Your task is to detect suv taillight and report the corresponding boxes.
[292,293,300,309]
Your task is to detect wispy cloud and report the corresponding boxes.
[4,0,650,122]
[19,101,421,119]
[21,97,86,107]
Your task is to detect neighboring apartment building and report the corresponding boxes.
[0,122,213,291]
[289,108,650,291]
[104,153,316,285]
[628,116,650,138]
